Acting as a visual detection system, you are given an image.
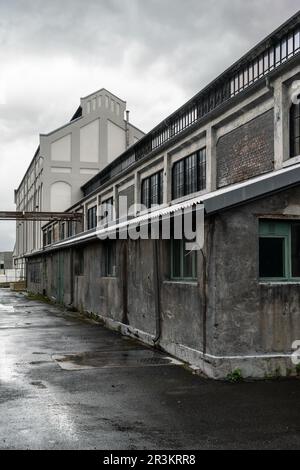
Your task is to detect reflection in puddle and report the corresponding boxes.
[0,304,14,312]
[0,340,16,382]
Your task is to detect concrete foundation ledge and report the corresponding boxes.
[93,312,156,347]
[77,312,300,380]
[160,342,299,380]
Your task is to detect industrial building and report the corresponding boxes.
[23,12,300,378]
[13,89,144,277]
[0,252,13,272]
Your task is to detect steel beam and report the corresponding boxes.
[0,211,83,222]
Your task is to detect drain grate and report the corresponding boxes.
[139,357,171,365]
[52,349,181,370]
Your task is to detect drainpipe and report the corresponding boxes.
[199,249,207,355]
[125,110,130,149]
[122,241,129,325]
[153,239,161,345]
[69,247,74,307]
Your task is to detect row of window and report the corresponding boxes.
[43,221,77,246]
[84,148,206,230]
[142,148,207,206]
[74,242,116,278]
[73,239,196,281]
[42,218,300,283]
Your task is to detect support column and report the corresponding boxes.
[164,154,171,204]
[274,79,289,169]
[206,126,217,192]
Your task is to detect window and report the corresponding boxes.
[171,238,197,281]
[100,197,114,224]
[60,223,65,240]
[172,148,206,200]
[290,95,300,158]
[67,221,74,238]
[30,262,41,284]
[87,206,97,230]
[47,229,52,246]
[141,170,163,209]
[259,220,300,281]
[104,241,116,277]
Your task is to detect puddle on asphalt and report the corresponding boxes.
[52,349,182,371]
[0,305,14,313]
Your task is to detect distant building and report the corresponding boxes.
[0,252,13,272]
[13,89,145,276]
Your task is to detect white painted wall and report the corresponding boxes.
[50,181,72,212]
[80,119,100,163]
[51,134,71,162]
[107,120,126,163]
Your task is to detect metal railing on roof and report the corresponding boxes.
[83,14,300,197]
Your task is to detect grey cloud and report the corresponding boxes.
[0,0,299,249]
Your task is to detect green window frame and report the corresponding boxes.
[259,220,300,281]
[171,238,197,281]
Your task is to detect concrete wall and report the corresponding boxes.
[206,186,300,356]
[26,237,204,361]
[26,185,300,379]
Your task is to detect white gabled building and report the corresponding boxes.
[13,88,144,275]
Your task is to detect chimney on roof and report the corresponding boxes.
[125,110,130,149]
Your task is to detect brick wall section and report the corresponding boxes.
[217,109,274,188]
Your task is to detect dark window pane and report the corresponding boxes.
[142,171,163,209]
[150,173,159,206]
[87,206,97,230]
[290,99,300,158]
[291,224,300,277]
[159,171,164,205]
[173,160,185,199]
[183,244,197,279]
[185,153,197,195]
[172,239,181,278]
[141,178,150,208]
[259,237,285,278]
[198,148,206,191]
[101,197,114,223]
[105,241,116,277]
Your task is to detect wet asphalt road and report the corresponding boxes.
[0,288,300,450]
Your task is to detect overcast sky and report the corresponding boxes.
[0,0,299,251]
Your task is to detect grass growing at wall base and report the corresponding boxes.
[26,292,53,304]
[226,369,244,383]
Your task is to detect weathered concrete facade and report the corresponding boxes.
[26,183,300,379]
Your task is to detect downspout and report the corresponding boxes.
[122,240,129,325]
[153,239,161,345]
[125,110,130,149]
[199,249,207,355]
[69,247,74,307]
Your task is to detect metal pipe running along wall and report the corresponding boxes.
[0,211,83,222]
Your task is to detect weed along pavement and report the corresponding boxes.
[0,287,299,450]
